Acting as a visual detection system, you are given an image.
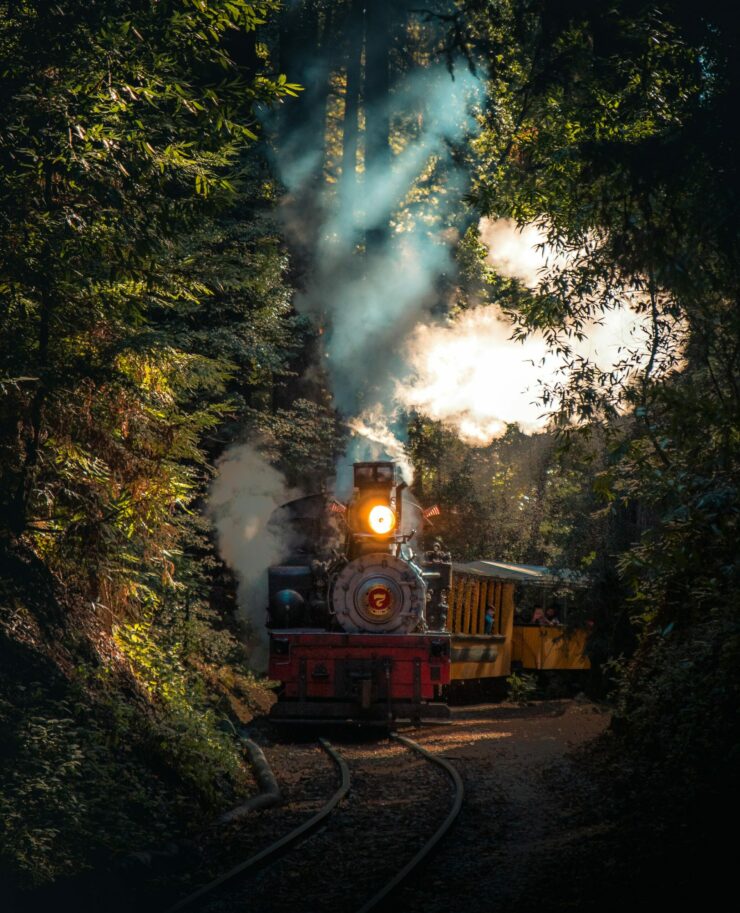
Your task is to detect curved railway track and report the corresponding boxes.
[165,733,464,913]
[355,734,464,913]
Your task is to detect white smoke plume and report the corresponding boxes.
[347,407,415,480]
[206,63,486,667]
[478,217,558,287]
[396,217,666,443]
[328,407,415,498]
[398,308,551,441]
[279,63,485,463]
[398,302,648,444]
[208,444,297,672]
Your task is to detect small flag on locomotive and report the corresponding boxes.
[267,461,451,723]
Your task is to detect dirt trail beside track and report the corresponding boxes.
[394,699,612,913]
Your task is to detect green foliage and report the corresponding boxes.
[408,414,611,572]
[458,0,740,627]
[0,0,305,893]
[0,592,257,890]
[0,687,181,887]
[0,709,86,885]
[506,670,537,704]
[113,618,246,800]
[607,615,740,817]
[457,0,740,814]
[252,395,346,489]
[0,0,300,619]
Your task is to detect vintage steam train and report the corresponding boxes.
[266,459,592,723]
[267,460,452,722]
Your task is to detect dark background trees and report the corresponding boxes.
[0,0,313,892]
[455,0,740,867]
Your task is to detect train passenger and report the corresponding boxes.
[484,605,495,634]
[438,589,449,631]
[532,606,561,626]
[531,607,547,625]
[425,538,450,563]
[545,606,561,625]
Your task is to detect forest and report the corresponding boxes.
[1,1,737,910]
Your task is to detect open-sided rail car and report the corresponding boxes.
[448,561,590,679]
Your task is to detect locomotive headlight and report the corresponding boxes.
[368,504,396,535]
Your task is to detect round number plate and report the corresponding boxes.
[366,584,393,616]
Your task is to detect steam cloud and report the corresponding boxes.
[208,444,297,672]
[208,60,486,669]
[478,217,561,288]
[398,298,648,444]
[281,63,485,465]
[397,216,655,443]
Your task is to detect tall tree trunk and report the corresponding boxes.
[278,0,327,269]
[279,1,318,138]
[13,160,56,536]
[340,0,364,220]
[363,0,392,255]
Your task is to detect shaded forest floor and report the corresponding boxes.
[395,700,614,913]
[393,700,725,913]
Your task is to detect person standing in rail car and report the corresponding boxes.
[484,604,495,634]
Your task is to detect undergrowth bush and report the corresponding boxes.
[0,598,259,891]
[506,670,538,704]
[611,615,740,807]
[0,685,176,887]
[113,619,248,804]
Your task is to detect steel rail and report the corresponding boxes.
[165,738,350,913]
[354,733,464,913]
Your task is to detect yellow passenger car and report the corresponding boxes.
[448,560,590,680]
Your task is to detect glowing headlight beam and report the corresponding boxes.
[368,505,396,535]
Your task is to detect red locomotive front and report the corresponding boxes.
[266,461,452,723]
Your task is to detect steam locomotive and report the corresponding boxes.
[267,461,451,722]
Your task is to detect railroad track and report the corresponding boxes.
[165,733,463,913]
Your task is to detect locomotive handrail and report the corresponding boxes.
[354,733,464,913]
[165,739,350,913]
